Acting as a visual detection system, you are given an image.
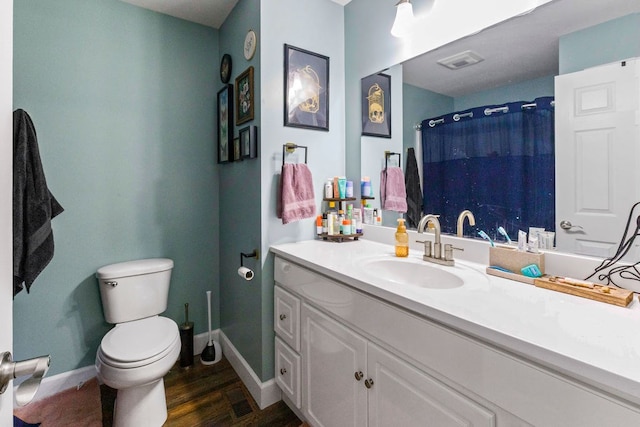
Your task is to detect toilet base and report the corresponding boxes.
[113,379,167,427]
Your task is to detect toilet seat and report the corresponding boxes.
[99,316,179,369]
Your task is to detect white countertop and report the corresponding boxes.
[270,238,640,406]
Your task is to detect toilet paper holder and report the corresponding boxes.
[238,250,259,281]
[240,249,259,267]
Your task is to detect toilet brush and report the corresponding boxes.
[200,290,218,365]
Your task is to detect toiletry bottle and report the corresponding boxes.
[346,181,354,198]
[322,213,328,234]
[395,218,409,257]
[316,215,323,235]
[324,179,333,199]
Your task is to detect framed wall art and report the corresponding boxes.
[217,84,234,163]
[361,72,391,138]
[235,66,254,125]
[284,44,329,131]
[239,125,258,159]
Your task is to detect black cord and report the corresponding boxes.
[585,201,640,287]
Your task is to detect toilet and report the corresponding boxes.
[95,258,180,427]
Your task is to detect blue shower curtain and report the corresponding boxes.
[421,97,555,240]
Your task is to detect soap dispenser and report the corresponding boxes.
[395,218,409,257]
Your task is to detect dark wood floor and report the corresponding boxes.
[101,355,302,426]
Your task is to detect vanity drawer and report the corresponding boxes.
[275,336,301,408]
[274,285,300,351]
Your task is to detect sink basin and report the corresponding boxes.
[360,257,464,289]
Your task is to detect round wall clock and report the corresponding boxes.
[243,30,257,60]
[220,53,232,83]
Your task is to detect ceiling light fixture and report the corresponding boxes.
[390,0,414,38]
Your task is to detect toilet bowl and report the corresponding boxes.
[96,317,180,426]
[94,258,178,427]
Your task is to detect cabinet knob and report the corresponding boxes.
[280,368,287,375]
[354,371,363,381]
[279,314,287,321]
[364,378,374,389]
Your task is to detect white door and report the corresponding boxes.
[0,0,14,424]
[367,343,495,427]
[555,59,640,258]
[302,303,367,427]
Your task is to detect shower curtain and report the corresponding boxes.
[421,97,555,240]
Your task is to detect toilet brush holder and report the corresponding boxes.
[200,290,222,365]
[179,303,194,368]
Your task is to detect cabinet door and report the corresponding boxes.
[368,343,495,427]
[302,303,368,427]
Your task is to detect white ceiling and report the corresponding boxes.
[119,0,239,28]
[119,0,351,28]
[403,0,640,97]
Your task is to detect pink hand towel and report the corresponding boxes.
[380,167,408,212]
[280,163,317,224]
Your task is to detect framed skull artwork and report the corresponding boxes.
[361,72,391,138]
[284,44,330,131]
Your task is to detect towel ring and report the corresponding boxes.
[282,143,308,166]
[384,151,401,171]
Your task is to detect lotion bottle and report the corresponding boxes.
[395,218,409,257]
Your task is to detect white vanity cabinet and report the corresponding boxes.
[275,256,495,427]
[272,242,640,426]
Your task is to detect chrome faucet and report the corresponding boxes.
[456,210,476,237]
[417,214,463,266]
[416,214,462,266]
[417,214,442,257]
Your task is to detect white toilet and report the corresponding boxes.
[95,258,180,427]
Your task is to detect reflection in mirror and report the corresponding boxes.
[362,0,640,258]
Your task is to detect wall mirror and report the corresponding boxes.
[361,0,640,259]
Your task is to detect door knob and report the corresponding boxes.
[0,351,51,406]
[560,220,583,230]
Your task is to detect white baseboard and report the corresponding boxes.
[17,328,282,412]
[219,330,282,410]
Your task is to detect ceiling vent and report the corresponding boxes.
[437,50,484,70]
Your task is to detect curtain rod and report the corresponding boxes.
[423,99,556,128]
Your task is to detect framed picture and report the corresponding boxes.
[217,84,234,163]
[235,66,254,125]
[233,137,241,161]
[284,44,329,131]
[361,73,391,138]
[239,125,258,159]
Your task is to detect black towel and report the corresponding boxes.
[13,109,64,296]
[405,147,423,229]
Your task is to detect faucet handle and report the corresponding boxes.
[444,244,464,261]
[416,240,432,258]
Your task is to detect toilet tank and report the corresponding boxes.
[96,258,174,324]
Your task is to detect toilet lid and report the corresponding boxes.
[100,317,178,363]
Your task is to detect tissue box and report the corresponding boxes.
[485,246,545,285]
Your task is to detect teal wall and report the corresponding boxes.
[13,0,219,376]
[217,0,264,379]
[454,75,555,111]
[559,13,640,74]
[402,84,453,154]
